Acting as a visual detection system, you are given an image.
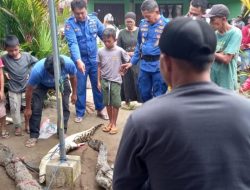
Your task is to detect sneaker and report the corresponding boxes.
[74,117,83,123]
[240,77,250,93]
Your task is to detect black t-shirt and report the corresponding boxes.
[113,82,250,190]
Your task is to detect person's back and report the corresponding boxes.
[117,83,250,189]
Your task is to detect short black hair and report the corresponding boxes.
[102,28,116,40]
[4,35,19,48]
[190,0,208,13]
[71,0,87,11]
[44,54,65,76]
[141,0,159,12]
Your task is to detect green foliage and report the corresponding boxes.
[57,7,71,25]
[0,0,70,59]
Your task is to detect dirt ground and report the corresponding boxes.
[0,89,134,190]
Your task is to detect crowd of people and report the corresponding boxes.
[1,0,250,188]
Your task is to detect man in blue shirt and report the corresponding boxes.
[24,55,77,147]
[64,0,108,122]
[121,0,168,102]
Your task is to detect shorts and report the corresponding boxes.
[101,79,121,108]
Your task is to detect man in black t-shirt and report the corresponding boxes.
[113,17,250,190]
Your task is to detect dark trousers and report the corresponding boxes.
[29,80,71,138]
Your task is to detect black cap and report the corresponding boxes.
[159,17,216,64]
[203,4,230,18]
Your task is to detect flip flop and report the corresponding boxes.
[109,127,118,135]
[25,138,38,148]
[102,124,112,132]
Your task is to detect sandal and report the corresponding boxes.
[97,112,109,120]
[1,130,10,139]
[102,124,112,132]
[74,117,83,123]
[15,128,23,136]
[25,138,38,148]
[109,127,118,135]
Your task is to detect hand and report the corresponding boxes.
[127,52,134,57]
[76,60,86,74]
[24,108,32,122]
[120,63,132,75]
[97,81,101,92]
[71,93,77,104]
[5,73,10,80]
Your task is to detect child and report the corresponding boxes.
[1,35,38,135]
[0,58,9,138]
[97,28,130,134]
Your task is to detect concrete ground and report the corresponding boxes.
[0,89,134,189]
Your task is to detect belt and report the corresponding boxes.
[141,55,160,62]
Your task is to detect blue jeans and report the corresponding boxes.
[29,80,71,138]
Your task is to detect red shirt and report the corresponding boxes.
[241,24,250,49]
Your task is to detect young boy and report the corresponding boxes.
[1,35,38,135]
[0,58,9,138]
[97,28,130,134]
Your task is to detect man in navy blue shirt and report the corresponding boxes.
[24,55,77,147]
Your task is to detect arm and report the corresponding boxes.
[130,28,142,65]
[215,30,242,65]
[30,55,38,66]
[97,63,101,92]
[64,20,81,63]
[64,20,85,73]
[113,117,148,190]
[69,75,77,104]
[97,52,101,92]
[96,18,105,40]
[214,53,234,65]
[117,32,123,47]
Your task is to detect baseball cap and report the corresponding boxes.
[203,4,230,18]
[159,17,216,64]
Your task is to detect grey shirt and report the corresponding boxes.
[97,46,130,84]
[113,82,250,190]
[2,52,38,92]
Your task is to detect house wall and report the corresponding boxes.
[87,0,242,25]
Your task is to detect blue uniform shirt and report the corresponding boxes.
[131,15,169,72]
[28,55,77,88]
[64,15,105,63]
